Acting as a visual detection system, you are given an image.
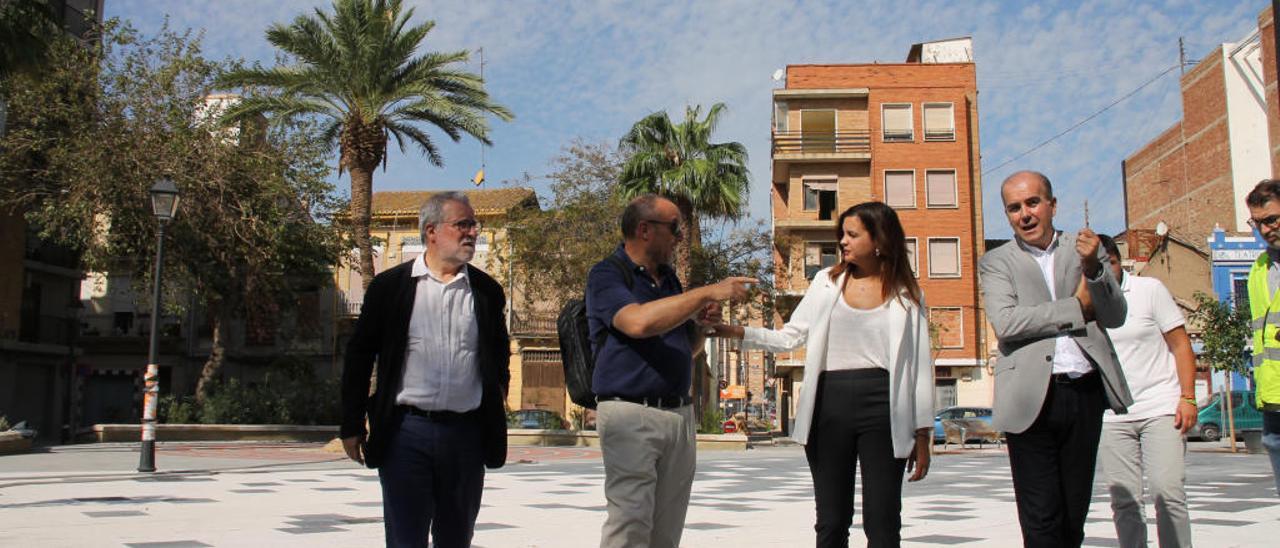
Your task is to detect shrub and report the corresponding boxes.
[159,356,341,425]
[697,406,724,434]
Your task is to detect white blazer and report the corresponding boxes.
[741,267,935,458]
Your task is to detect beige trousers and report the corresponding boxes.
[597,400,696,548]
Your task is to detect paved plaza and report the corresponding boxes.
[1,441,1278,547]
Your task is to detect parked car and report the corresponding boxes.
[1194,391,1262,442]
[933,406,994,443]
[508,409,570,430]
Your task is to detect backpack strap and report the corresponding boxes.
[603,254,635,290]
[593,254,636,367]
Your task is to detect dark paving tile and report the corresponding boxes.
[1197,500,1278,513]
[286,513,354,522]
[277,526,348,534]
[474,522,517,531]
[562,482,596,487]
[285,478,322,483]
[125,542,213,548]
[229,489,275,494]
[684,522,734,530]
[311,487,356,492]
[83,510,147,518]
[525,503,606,511]
[918,506,974,512]
[241,482,282,486]
[1082,537,1120,547]
[913,513,973,521]
[346,501,383,507]
[902,534,983,545]
[541,490,584,495]
[164,498,219,504]
[338,516,383,525]
[1195,517,1255,526]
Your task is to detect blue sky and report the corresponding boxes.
[106,0,1262,238]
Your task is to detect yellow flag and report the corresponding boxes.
[472,168,485,186]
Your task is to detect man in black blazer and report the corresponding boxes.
[341,191,510,548]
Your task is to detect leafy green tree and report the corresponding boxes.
[0,0,60,80]
[215,0,512,290]
[617,102,750,285]
[1187,291,1252,446]
[0,21,346,401]
[502,141,627,313]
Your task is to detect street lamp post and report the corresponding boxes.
[138,179,180,473]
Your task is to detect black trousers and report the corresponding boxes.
[805,368,906,548]
[377,410,486,548]
[1006,372,1106,548]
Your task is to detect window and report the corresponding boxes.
[1232,276,1250,311]
[926,170,958,208]
[805,242,839,280]
[905,238,918,276]
[803,179,838,220]
[884,170,915,208]
[923,103,955,141]
[928,238,961,277]
[882,104,913,142]
[801,110,836,152]
[774,100,788,132]
[929,307,964,348]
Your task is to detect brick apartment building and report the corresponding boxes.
[769,38,987,432]
[1123,10,1274,247]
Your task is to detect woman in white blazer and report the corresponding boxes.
[712,202,934,548]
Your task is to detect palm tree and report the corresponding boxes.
[216,0,512,290]
[617,102,749,285]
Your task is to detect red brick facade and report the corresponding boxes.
[772,62,984,368]
[1124,49,1236,245]
[1262,6,1280,178]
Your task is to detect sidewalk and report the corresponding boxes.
[1,442,1277,546]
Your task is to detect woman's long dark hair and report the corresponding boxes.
[827,201,922,306]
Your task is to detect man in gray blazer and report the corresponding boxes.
[980,170,1133,547]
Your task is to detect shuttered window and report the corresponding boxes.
[882,104,913,142]
[926,170,957,208]
[923,103,955,140]
[884,171,915,208]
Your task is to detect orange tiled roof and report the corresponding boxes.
[370,187,538,217]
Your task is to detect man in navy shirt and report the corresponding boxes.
[587,194,754,548]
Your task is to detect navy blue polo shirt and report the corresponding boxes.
[586,245,693,399]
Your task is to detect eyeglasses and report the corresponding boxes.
[643,218,682,237]
[442,218,482,232]
[1248,215,1280,231]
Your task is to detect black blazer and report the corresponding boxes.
[340,260,511,469]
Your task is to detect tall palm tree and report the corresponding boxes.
[216,0,512,290]
[617,102,749,285]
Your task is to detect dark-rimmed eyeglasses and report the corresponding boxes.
[1247,215,1280,231]
[441,219,482,232]
[643,218,681,238]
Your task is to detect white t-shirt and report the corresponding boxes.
[1103,274,1185,422]
[825,296,890,371]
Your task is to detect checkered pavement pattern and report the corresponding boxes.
[1,447,1277,546]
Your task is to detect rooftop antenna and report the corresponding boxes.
[472,47,487,187]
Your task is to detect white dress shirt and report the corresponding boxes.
[395,255,483,412]
[1018,233,1094,377]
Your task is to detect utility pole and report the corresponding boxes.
[1179,37,1187,75]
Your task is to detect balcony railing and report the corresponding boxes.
[512,313,558,337]
[772,130,871,155]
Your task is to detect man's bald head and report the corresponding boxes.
[1001,170,1054,205]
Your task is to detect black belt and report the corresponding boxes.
[1051,371,1097,385]
[599,395,691,409]
[398,405,480,422]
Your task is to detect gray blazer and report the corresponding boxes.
[979,232,1133,434]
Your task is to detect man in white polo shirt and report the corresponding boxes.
[1097,234,1197,548]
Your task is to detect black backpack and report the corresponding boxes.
[558,255,633,410]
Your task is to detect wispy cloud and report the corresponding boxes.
[107,0,1264,238]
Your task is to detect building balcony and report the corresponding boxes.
[771,130,871,162]
[511,312,557,338]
